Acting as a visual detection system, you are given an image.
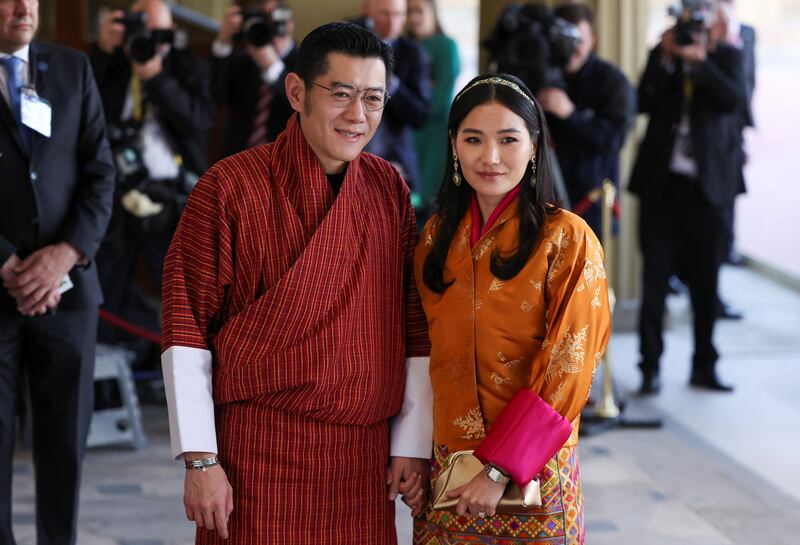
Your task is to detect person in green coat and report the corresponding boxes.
[407,0,460,214]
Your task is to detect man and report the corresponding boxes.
[161,22,432,543]
[90,0,214,342]
[629,3,745,394]
[361,0,430,193]
[538,3,635,238]
[718,0,755,267]
[0,0,115,543]
[211,0,296,156]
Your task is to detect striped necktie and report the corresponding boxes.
[248,82,274,149]
[0,56,32,155]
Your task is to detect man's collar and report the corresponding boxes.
[0,44,30,63]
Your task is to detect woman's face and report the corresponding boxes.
[453,101,535,204]
[407,0,436,38]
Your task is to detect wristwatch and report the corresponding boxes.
[483,463,511,485]
[184,455,220,471]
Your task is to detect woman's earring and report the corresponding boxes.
[529,154,537,187]
[452,152,462,187]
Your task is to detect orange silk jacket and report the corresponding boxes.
[415,202,612,453]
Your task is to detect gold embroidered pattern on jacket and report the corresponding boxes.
[490,371,513,389]
[545,325,589,384]
[452,407,486,439]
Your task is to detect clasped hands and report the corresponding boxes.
[1,243,81,316]
[386,457,506,518]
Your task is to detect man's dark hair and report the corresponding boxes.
[554,2,596,32]
[294,22,394,87]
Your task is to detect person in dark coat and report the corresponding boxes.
[629,10,746,395]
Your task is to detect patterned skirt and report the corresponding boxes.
[413,444,584,545]
[196,400,396,545]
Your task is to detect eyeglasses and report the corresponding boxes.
[313,82,390,112]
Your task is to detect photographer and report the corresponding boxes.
[538,3,635,238]
[211,0,296,156]
[629,0,746,394]
[90,0,214,340]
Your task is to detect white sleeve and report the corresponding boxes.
[390,356,433,458]
[161,346,218,460]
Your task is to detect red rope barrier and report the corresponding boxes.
[98,308,161,345]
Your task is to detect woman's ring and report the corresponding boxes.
[477,511,486,518]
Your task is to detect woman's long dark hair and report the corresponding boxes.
[422,73,559,293]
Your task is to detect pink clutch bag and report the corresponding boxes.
[474,389,573,485]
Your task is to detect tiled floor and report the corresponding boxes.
[11,264,800,545]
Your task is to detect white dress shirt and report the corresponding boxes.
[0,45,30,108]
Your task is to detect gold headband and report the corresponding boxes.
[455,76,535,105]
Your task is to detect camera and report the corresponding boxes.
[668,0,710,46]
[237,5,292,47]
[114,11,174,63]
[483,3,581,93]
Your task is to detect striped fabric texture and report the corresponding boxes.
[162,114,430,543]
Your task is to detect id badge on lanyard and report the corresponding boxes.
[21,86,52,138]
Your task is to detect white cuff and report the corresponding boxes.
[161,346,218,460]
[211,39,234,58]
[390,356,433,458]
[261,59,285,86]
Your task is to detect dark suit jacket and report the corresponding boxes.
[211,45,296,157]
[0,41,115,311]
[89,45,214,175]
[739,24,756,128]
[547,54,636,207]
[628,43,746,209]
[364,36,430,190]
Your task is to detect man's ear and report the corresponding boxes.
[285,72,305,113]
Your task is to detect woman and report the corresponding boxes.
[412,74,611,544]
[407,0,460,212]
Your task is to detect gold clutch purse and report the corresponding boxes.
[430,450,541,514]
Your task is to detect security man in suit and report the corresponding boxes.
[211,0,297,156]
[0,0,115,542]
[629,4,745,395]
[361,0,430,192]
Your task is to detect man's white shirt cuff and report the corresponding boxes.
[211,40,234,58]
[390,356,433,458]
[261,59,285,85]
[161,346,218,460]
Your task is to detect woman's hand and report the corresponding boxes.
[387,456,430,516]
[446,471,506,517]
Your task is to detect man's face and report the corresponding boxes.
[368,0,406,41]
[291,52,386,174]
[0,0,38,54]
[565,20,595,74]
[132,0,172,31]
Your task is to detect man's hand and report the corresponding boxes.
[184,455,234,539]
[247,43,280,72]
[217,5,243,46]
[132,53,164,82]
[386,456,429,517]
[98,9,126,54]
[446,471,506,517]
[537,88,575,119]
[3,244,80,316]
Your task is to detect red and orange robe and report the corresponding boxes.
[161,115,430,544]
[413,197,611,545]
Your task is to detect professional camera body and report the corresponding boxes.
[483,3,581,93]
[237,5,292,47]
[114,11,174,63]
[668,0,710,45]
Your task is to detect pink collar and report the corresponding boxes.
[470,184,522,247]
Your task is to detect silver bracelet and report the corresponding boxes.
[184,456,220,471]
